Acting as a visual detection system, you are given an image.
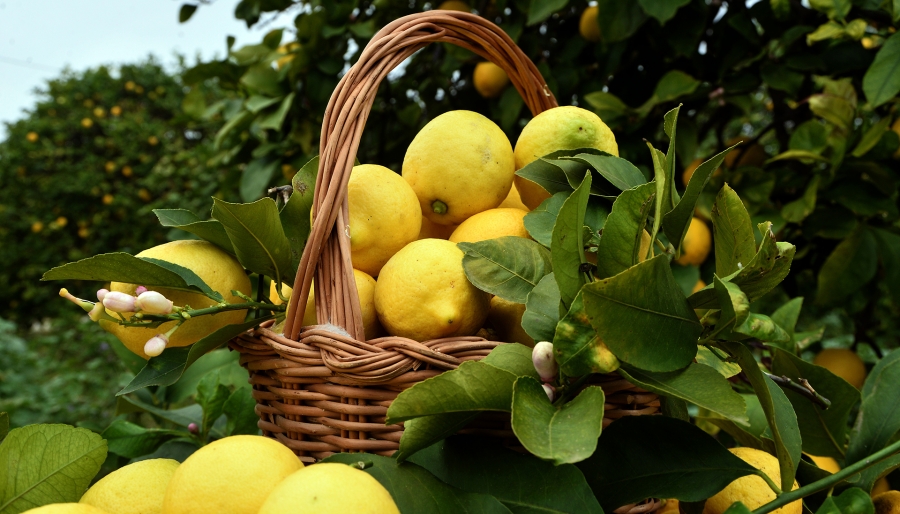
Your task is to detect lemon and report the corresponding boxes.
[418,217,457,240]
[675,218,712,266]
[259,463,399,514]
[403,110,515,225]
[436,0,469,11]
[270,269,382,340]
[22,505,109,514]
[100,240,252,359]
[693,279,706,294]
[348,164,422,276]
[375,239,490,341]
[874,477,892,496]
[874,490,900,513]
[814,348,867,389]
[514,106,618,210]
[449,208,530,243]
[487,296,534,346]
[473,62,509,99]
[724,137,768,169]
[659,499,680,514]
[161,435,301,514]
[498,183,529,211]
[806,454,840,474]
[80,459,179,514]
[704,447,801,514]
[579,6,601,42]
[892,118,900,159]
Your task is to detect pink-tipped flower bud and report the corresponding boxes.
[135,290,173,314]
[144,334,168,357]
[96,288,109,302]
[187,423,199,434]
[102,291,136,313]
[135,285,148,295]
[532,341,558,382]
[542,383,556,402]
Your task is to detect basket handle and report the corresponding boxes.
[284,11,558,341]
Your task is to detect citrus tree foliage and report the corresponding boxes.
[0,59,238,321]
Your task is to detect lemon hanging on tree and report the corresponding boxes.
[473,62,510,99]
[704,447,801,514]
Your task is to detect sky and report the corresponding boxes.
[0,0,295,138]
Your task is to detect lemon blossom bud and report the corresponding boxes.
[102,291,136,313]
[135,285,148,295]
[88,302,106,322]
[96,288,109,302]
[188,423,199,434]
[542,383,556,402]
[59,288,94,313]
[532,341,557,382]
[144,334,168,357]
[136,290,173,314]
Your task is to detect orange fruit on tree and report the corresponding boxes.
[814,348,867,389]
[473,62,510,99]
[579,6,601,43]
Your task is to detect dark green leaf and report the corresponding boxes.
[577,416,756,511]
[558,153,647,192]
[847,349,900,471]
[212,197,294,284]
[583,255,701,372]
[117,395,202,428]
[482,343,541,380]
[524,0,568,25]
[713,277,750,340]
[638,0,690,24]
[711,185,757,278]
[240,64,283,97]
[723,503,753,514]
[524,193,568,247]
[239,158,279,203]
[101,420,182,459]
[594,182,656,279]
[552,174,592,310]
[873,228,900,303]
[863,32,900,108]
[781,176,820,223]
[179,3,198,23]
[0,414,7,444]
[258,92,294,131]
[515,159,573,198]
[197,372,230,435]
[825,488,875,514]
[281,155,317,276]
[395,413,480,463]
[0,425,107,512]
[522,273,562,343]
[583,91,630,122]
[459,237,552,303]
[654,71,701,103]
[165,349,241,404]
[153,209,235,255]
[596,0,647,42]
[224,387,260,436]
[851,117,892,157]
[769,298,803,352]
[789,121,829,153]
[761,62,805,96]
[815,225,878,307]
[554,291,620,376]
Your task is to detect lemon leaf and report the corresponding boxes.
[101,420,182,459]
[394,414,480,463]
[521,273,561,343]
[458,237,552,304]
[551,173,592,310]
[153,209,235,255]
[594,181,656,279]
[711,185,757,278]
[212,197,294,285]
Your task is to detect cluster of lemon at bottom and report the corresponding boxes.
[23,435,399,514]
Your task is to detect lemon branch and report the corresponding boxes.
[114,300,286,327]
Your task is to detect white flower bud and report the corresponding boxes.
[96,288,109,301]
[542,383,556,402]
[136,290,173,314]
[102,291,136,313]
[532,341,558,382]
[144,334,168,357]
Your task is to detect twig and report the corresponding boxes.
[267,184,293,205]
[764,373,832,409]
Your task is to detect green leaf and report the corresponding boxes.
[515,159,573,199]
[244,95,281,113]
[523,193,568,247]
[395,413,480,463]
[524,0,568,25]
[239,158,279,203]
[769,298,803,352]
[212,197,294,285]
[735,314,790,344]
[240,64,283,97]
[583,91,630,122]
[789,121,828,153]
[723,342,802,491]
[281,156,317,275]
[761,63,805,96]
[781,175,820,223]
[224,386,260,436]
[863,32,900,107]
[723,503,753,514]
[482,343,541,380]
[118,317,268,395]
[594,182,656,279]
[165,349,241,404]
[847,349,900,468]
[851,117,892,157]
[648,144,670,244]
[577,416,757,511]
[808,95,855,132]
[583,255,701,372]
[321,454,512,513]
[619,363,748,424]
[654,71,700,103]
[771,348,860,459]
[713,277,750,339]
[712,185,757,278]
[554,291,620,376]
[459,237,552,303]
[557,153,647,192]
[827,488,875,514]
[101,420,182,459]
[179,3,198,23]
[767,149,832,164]
[0,425,107,513]
[511,378,605,465]
[409,438,603,514]
[552,174,592,310]
[815,225,878,307]
[0,414,7,444]
[770,0,790,18]
[117,396,202,428]
[197,372,230,436]
[809,0,851,20]
[806,21,847,44]
[385,361,515,424]
[153,209,235,255]
[873,228,900,303]
[521,273,562,343]
[638,0,690,25]
[696,347,741,378]
[596,0,647,42]
[258,92,294,131]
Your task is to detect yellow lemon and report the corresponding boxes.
[270,269,382,340]
[81,118,93,128]
[161,435,301,514]
[487,296,534,346]
[693,279,707,294]
[22,505,109,514]
[348,164,422,276]
[259,463,399,514]
[873,477,892,496]
[498,183,529,211]
[874,490,900,513]
[514,106,618,210]
[403,110,515,225]
[80,459,179,514]
[26,131,39,142]
[814,348,867,389]
[659,499,680,514]
[375,239,490,341]
[579,6,601,42]
[473,62,510,99]
[724,137,768,169]
[675,218,712,266]
[449,208,530,243]
[100,240,251,359]
[437,0,469,11]
[807,454,840,474]
[704,447,801,514]
[417,217,457,240]
[892,118,900,159]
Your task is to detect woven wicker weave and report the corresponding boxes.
[229,10,661,513]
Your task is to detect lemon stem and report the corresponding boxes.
[431,200,448,214]
[756,469,783,496]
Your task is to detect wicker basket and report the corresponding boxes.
[229,10,661,514]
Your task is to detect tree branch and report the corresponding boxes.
[764,372,831,409]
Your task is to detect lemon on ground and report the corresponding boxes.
[161,435,301,514]
[874,490,900,513]
[375,239,490,341]
[579,6,601,42]
[449,208,530,243]
[874,477,892,496]
[513,106,618,210]
[22,505,109,514]
[704,447,801,514]
[100,240,252,359]
[418,217,457,240]
[892,118,900,159]
[437,0,469,11]
[487,296,534,347]
[676,218,712,266]
[403,110,515,225]
[498,183,529,211]
[807,454,840,474]
[724,137,768,169]
[348,164,422,276]
[259,463,399,514]
[270,269,382,340]
[80,458,178,514]
[474,62,510,99]
[814,348,867,389]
